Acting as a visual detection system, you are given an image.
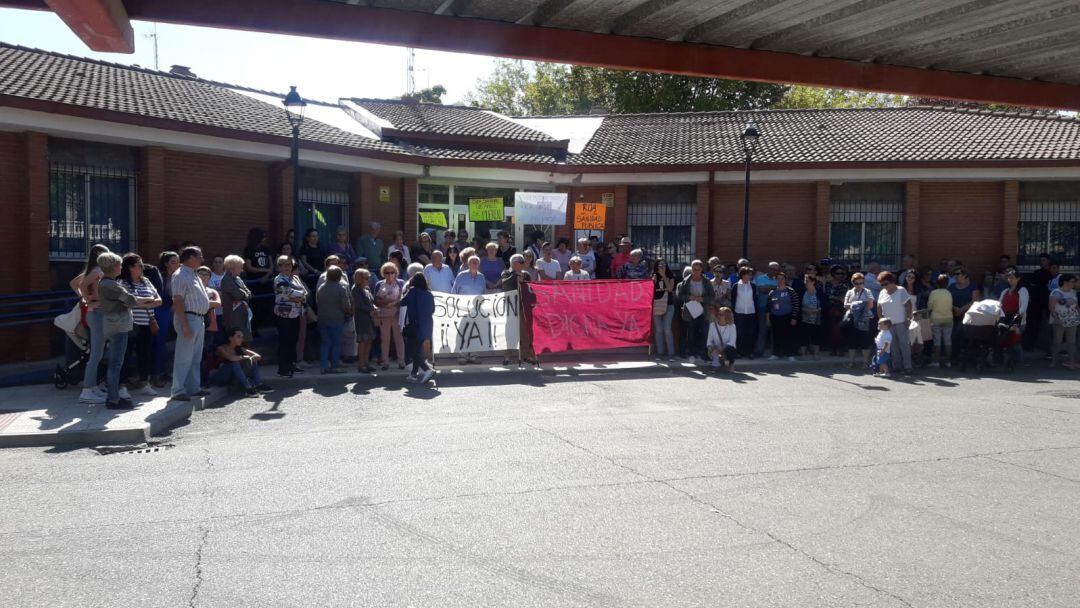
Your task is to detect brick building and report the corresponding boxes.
[2,43,1080,362]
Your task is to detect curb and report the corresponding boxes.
[0,387,226,449]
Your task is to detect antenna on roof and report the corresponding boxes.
[406,48,416,96]
[143,23,159,71]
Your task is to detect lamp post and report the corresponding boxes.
[740,120,760,260]
[282,86,306,235]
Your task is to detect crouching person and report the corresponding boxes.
[209,328,273,397]
[707,306,738,372]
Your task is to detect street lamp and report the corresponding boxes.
[740,120,760,260]
[282,86,306,236]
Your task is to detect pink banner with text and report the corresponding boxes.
[529,280,653,354]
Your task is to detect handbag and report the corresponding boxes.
[53,301,82,334]
[652,296,668,317]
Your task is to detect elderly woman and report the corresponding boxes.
[565,256,590,281]
[326,226,357,273]
[219,255,252,344]
[387,230,412,265]
[766,273,801,361]
[410,231,437,266]
[479,242,505,288]
[352,268,377,373]
[373,262,407,370]
[617,248,651,280]
[96,253,155,409]
[676,260,715,364]
[843,271,876,368]
[119,253,163,396]
[273,255,308,378]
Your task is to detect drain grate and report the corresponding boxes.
[1040,391,1080,400]
[94,443,175,456]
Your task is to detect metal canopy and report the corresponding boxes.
[8,0,1080,110]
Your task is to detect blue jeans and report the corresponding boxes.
[319,322,344,370]
[208,360,261,389]
[171,313,205,397]
[82,309,105,389]
[104,330,129,401]
[653,305,675,356]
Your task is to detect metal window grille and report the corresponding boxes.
[628,186,696,268]
[48,163,137,259]
[829,200,903,269]
[297,187,350,246]
[1019,200,1080,268]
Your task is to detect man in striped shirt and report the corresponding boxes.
[171,246,211,402]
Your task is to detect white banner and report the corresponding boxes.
[432,290,520,354]
[515,192,568,225]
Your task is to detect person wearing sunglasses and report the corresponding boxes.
[373,262,407,371]
[842,271,874,368]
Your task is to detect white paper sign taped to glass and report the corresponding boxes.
[514,192,568,225]
[432,291,520,353]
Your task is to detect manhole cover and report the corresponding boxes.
[94,443,175,456]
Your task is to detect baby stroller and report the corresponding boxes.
[959,300,1002,374]
[52,302,90,389]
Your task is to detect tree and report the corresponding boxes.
[775,86,904,109]
[465,60,788,115]
[400,84,447,104]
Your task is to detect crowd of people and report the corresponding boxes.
[65,219,1077,409]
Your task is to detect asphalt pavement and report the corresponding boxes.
[2,365,1079,608]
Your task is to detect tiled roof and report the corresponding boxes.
[0,43,404,155]
[571,107,1080,165]
[352,98,559,144]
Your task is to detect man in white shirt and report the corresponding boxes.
[575,238,596,278]
[877,271,913,374]
[423,250,455,293]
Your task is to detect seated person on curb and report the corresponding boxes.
[209,328,274,396]
[706,306,738,372]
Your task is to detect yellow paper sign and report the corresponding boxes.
[469,197,504,222]
[378,185,391,203]
[418,211,448,228]
[574,203,606,230]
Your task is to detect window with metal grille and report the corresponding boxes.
[296,187,349,246]
[1019,201,1080,268]
[628,185,696,268]
[829,200,903,269]
[48,163,136,260]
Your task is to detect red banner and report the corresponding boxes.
[528,280,653,354]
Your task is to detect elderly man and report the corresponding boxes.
[356,222,385,269]
[575,238,596,278]
[451,256,487,364]
[423,249,455,293]
[610,237,632,277]
[171,246,211,402]
[755,261,781,357]
[617,248,650,279]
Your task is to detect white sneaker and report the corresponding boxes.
[404,374,418,383]
[118,386,132,400]
[139,384,158,396]
[420,368,435,384]
[788,356,797,362]
[768,355,780,361]
[79,388,106,404]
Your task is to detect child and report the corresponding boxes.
[873,318,893,376]
[707,306,738,372]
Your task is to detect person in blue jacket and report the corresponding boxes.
[402,273,436,385]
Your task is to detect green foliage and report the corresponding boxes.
[775,86,905,109]
[465,60,788,115]
[401,85,447,104]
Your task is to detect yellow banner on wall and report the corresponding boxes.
[418,211,448,228]
[468,197,504,222]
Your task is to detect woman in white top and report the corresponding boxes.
[386,230,411,265]
[564,256,591,280]
[707,306,737,372]
[535,242,562,280]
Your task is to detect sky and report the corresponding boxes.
[0,7,498,104]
